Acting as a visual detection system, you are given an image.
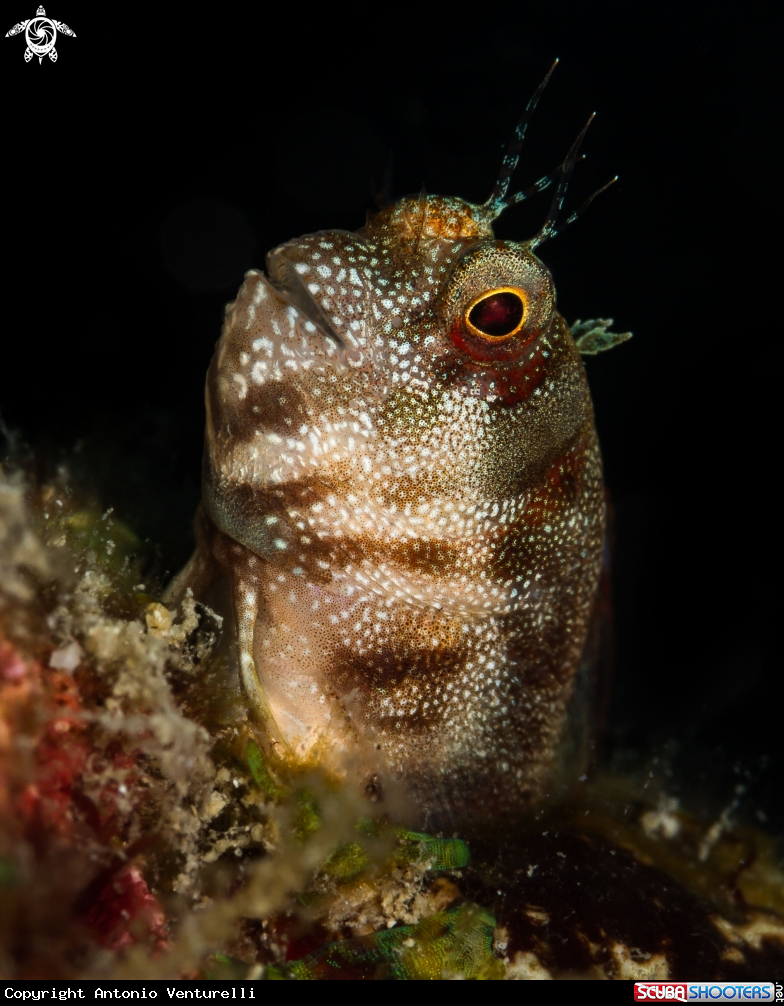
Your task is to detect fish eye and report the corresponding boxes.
[466,288,526,341]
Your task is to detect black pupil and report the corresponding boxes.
[469,291,524,337]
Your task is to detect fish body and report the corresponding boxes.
[173,153,625,825]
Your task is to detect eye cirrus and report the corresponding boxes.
[466,288,526,341]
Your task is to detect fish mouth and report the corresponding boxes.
[266,250,346,348]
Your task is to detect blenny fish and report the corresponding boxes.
[168,65,630,827]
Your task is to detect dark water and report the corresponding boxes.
[2,3,782,836]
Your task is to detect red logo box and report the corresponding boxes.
[634,985,688,1002]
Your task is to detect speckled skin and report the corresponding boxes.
[171,193,606,827]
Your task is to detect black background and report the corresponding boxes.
[2,3,782,826]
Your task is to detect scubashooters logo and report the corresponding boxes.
[634,984,776,1002]
[5,6,75,63]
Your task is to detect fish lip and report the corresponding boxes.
[266,249,391,381]
[265,249,346,348]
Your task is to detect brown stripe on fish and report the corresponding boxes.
[243,381,310,436]
[487,436,602,585]
[333,640,471,736]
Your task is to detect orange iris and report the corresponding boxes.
[465,288,526,341]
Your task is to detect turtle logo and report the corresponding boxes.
[5,5,75,63]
